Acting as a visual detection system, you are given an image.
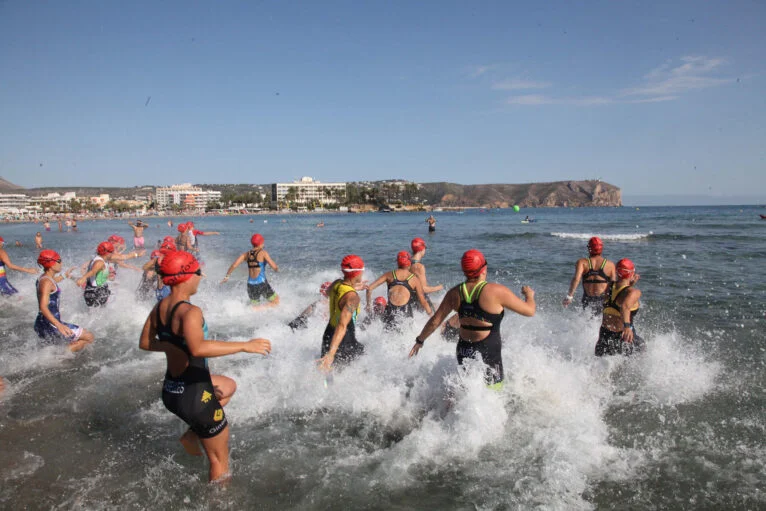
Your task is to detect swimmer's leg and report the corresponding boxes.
[199,425,231,483]
[180,428,203,456]
[68,328,95,353]
[211,375,237,407]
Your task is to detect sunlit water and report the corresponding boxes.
[1,206,764,509]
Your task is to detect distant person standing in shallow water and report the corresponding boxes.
[0,236,38,296]
[221,233,280,308]
[129,220,148,249]
[426,214,436,232]
[139,250,272,483]
[563,236,616,315]
[595,258,644,356]
[409,249,535,388]
[34,232,43,249]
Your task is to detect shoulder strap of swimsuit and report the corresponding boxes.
[600,258,607,270]
[158,300,190,329]
[460,280,487,304]
[587,258,593,270]
[405,273,414,282]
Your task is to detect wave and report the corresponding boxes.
[550,232,652,241]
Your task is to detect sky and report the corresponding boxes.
[1,1,764,203]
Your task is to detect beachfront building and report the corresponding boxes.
[88,194,111,207]
[271,177,346,207]
[27,192,78,213]
[0,193,30,213]
[155,184,222,211]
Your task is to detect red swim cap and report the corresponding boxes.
[251,233,264,247]
[588,237,603,256]
[461,249,487,278]
[108,234,125,245]
[319,281,332,297]
[411,237,426,253]
[177,223,187,233]
[0,236,4,244]
[38,249,61,269]
[160,239,177,252]
[397,251,412,268]
[97,241,115,256]
[341,254,365,278]
[163,236,175,243]
[159,250,200,286]
[373,296,387,311]
[616,258,635,280]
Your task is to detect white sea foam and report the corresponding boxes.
[551,232,652,241]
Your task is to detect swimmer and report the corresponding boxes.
[359,296,387,330]
[139,250,271,482]
[563,237,616,315]
[366,251,433,331]
[106,234,145,276]
[75,241,142,307]
[317,255,366,372]
[35,232,43,249]
[0,236,38,296]
[409,249,535,388]
[288,281,331,331]
[221,233,280,308]
[175,223,194,253]
[43,220,51,232]
[410,237,443,312]
[34,250,95,352]
[595,258,645,356]
[185,222,220,255]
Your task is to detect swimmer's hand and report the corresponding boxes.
[243,338,271,355]
[521,286,535,301]
[220,275,230,284]
[317,354,334,373]
[562,295,573,307]
[56,324,74,338]
[75,276,87,288]
[409,337,424,358]
[621,326,634,343]
[353,280,368,291]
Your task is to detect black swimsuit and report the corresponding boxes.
[382,271,416,330]
[455,281,505,385]
[158,301,227,439]
[581,258,610,313]
[595,284,644,356]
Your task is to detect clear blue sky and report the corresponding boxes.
[1,1,764,201]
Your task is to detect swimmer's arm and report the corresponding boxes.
[112,250,145,261]
[499,285,536,317]
[53,274,65,283]
[199,231,220,235]
[0,251,37,274]
[222,253,246,281]
[564,260,586,306]
[620,288,641,342]
[114,260,143,271]
[263,251,279,272]
[412,265,443,294]
[76,260,104,286]
[182,307,268,357]
[318,293,358,371]
[142,260,157,272]
[37,278,63,327]
[410,289,458,357]
[365,274,389,310]
[412,277,433,315]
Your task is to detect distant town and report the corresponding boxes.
[0,177,622,219]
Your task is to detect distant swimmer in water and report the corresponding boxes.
[316,221,325,228]
[426,214,436,232]
[34,250,95,352]
[366,251,433,332]
[410,237,443,312]
[317,255,366,372]
[43,220,51,231]
[34,232,43,249]
[595,258,644,356]
[409,249,535,388]
[0,236,38,296]
[563,236,616,315]
[129,220,149,248]
[288,281,331,331]
[167,220,173,228]
[221,233,280,308]
[139,250,272,483]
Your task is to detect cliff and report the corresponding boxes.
[417,180,621,208]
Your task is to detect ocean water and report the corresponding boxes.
[0,206,764,510]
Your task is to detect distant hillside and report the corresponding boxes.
[418,180,621,208]
[7,178,621,207]
[0,177,26,193]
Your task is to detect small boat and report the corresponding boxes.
[760,214,766,219]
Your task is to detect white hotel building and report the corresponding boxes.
[0,193,30,213]
[155,184,222,210]
[271,177,346,206]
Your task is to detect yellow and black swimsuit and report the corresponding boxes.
[596,283,644,357]
[321,280,364,364]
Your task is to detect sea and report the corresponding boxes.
[0,206,764,510]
